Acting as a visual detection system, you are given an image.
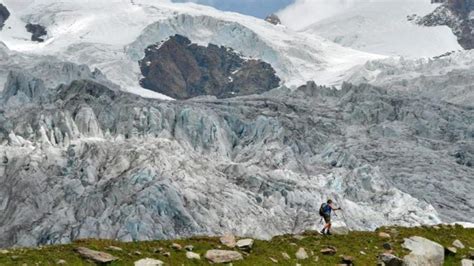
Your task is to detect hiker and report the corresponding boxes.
[319,199,341,235]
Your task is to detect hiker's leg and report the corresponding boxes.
[326,222,332,235]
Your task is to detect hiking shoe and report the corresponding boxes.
[320,229,326,235]
[326,231,332,235]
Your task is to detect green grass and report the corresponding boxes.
[0,225,473,265]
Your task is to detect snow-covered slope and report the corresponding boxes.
[346,50,474,107]
[278,0,462,58]
[0,0,382,97]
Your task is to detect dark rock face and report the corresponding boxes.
[420,0,474,49]
[0,4,10,30]
[265,14,281,25]
[25,23,47,42]
[139,34,280,99]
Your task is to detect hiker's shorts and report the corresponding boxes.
[323,214,331,223]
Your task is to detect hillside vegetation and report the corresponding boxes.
[0,225,473,265]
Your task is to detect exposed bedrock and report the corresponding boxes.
[420,0,474,49]
[25,23,47,42]
[0,4,9,30]
[139,34,280,99]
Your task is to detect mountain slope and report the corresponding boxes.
[418,0,474,49]
[0,0,472,250]
[279,0,462,58]
[0,0,382,98]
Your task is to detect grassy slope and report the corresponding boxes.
[0,225,473,265]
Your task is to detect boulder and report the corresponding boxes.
[453,239,465,249]
[402,236,444,266]
[383,242,393,251]
[153,247,163,253]
[186,251,201,260]
[341,255,354,265]
[378,253,403,266]
[295,247,309,260]
[134,258,164,266]
[332,226,350,235]
[184,245,194,251]
[445,246,457,255]
[321,246,337,255]
[74,247,118,263]
[205,250,243,263]
[462,259,474,266]
[163,252,171,257]
[236,239,254,251]
[171,243,182,250]
[378,232,391,239]
[293,235,305,240]
[220,234,237,248]
[107,246,123,251]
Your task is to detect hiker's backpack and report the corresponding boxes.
[319,203,327,217]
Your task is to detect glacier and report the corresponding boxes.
[0,70,473,247]
[0,0,472,249]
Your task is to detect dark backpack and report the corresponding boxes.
[319,203,327,217]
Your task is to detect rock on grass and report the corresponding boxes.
[74,247,118,263]
[134,258,164,266]
[205,250,243,263]
[403,236,444,266]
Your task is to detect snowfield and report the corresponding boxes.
[0,0,382,98]
[279,0,462,58]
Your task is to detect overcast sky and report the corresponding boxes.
[172,0,294,18]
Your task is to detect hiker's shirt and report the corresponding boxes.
[323,203,333,216]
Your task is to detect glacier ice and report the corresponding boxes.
[0,74,472,247]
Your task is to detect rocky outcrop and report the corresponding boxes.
[25,23,47,42]
[265,14,281,25]
[139,34,280,99]
[0,4,10,30]
[419,0,474,49]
